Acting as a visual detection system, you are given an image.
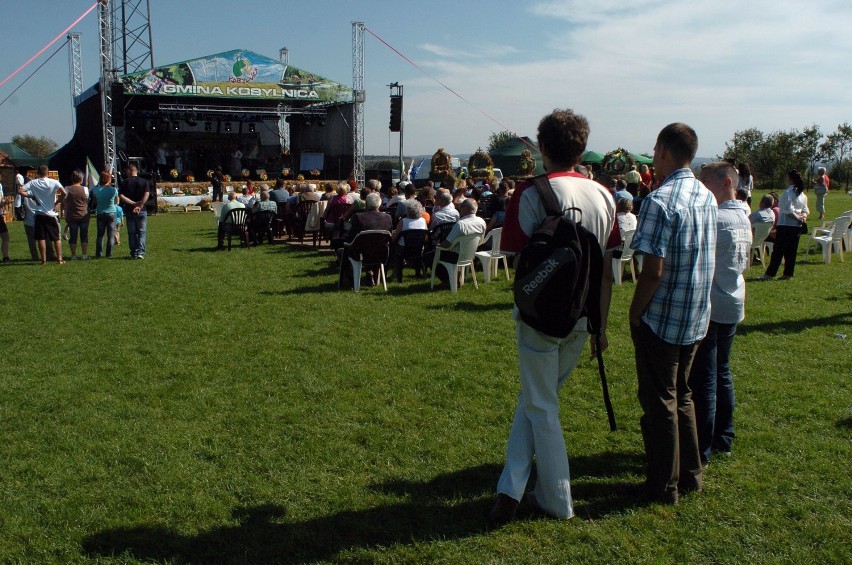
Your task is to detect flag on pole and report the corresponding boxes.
[83,156,99,189]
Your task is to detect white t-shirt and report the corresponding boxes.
[23,177,64,217]
[519,172,615,253]
[617,212,637,237]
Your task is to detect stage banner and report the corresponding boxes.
[117,50,354,103]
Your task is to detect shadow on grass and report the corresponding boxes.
[824,291,852,303]
[737,312,852,336]
[569,451,648,519]
[836,417,852,429]
[82,465,498,564]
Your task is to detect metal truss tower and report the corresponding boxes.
[98,0,116,172]
[99,0,155,172]
[279,47,290,153]
[111,0,155,75]
[352,22,365,188]
[69,33,83,101]
[68,33,83,128]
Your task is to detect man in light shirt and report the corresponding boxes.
[19,165,66,264]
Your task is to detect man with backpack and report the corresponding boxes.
[489,109,615,525]
[628,123,717,505]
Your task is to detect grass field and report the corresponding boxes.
[1,193,850,564]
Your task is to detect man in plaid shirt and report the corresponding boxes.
[629,123,717,505]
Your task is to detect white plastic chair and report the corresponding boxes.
[210,201,225,227]
[749,222,773,267]
[805,214,851,263]
[474,228,511,282]
[612,230,638,285]
[841,211,852,251]
[430,233,481,292]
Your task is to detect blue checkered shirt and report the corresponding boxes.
[630,168,717,345]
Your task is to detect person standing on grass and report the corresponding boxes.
[19,165,67,264]
[689,162,752,466]
[629,123,717,505]
[737,162,753,205]
[489,109,615,526]
[64,170,91,260]
[118,164,150,260]
[211,165,224,203]
[758,170,808,281]
[0,180,9,262]
[813,166,829,220]
[92,170,119,258]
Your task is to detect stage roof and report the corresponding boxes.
[116,49,354,105]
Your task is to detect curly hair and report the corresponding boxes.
[537,109,590,168]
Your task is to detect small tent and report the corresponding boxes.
[582,150,605,164]
[489,137,546,177]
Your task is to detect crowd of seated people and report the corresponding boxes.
[212,174,557,287]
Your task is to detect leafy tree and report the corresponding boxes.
[12,134,58,158]
[487,130,515,153]
[821,122,852,189]
[796,125,822,184]
[367,159,397,170]
[723,126,827,190]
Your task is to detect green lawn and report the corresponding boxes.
[1,194,850,564]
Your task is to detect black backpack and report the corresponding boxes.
[513,175,616,430]
[513,175,604,339]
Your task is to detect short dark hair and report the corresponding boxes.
[38,165,49,177]
[100,170,112,185]
[656,122,698,165]
[537,109,589,168]
[70,170,84,184]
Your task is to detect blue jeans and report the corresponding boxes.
[689,321,738,463]
[68,215,90,245]
[96,213,116,257]
[125,211,147,257]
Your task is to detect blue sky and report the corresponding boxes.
[2,0,850,159]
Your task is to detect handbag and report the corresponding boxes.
[798,220,808,235]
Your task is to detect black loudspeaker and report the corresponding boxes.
[111,82,125,126]
[389,95,402,132]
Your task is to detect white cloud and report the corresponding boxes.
[381,0,852,155]
[420,42,519,60]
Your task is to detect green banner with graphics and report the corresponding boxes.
[117,49,353,103]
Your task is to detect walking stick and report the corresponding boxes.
[595,333,617,431]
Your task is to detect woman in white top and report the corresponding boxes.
[737,162,754,205]
[759,170,808,280]
[615,196,637,238]
[392,199,427,247]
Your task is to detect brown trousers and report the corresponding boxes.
[631,321,703,501]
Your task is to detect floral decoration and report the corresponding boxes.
[170,168,179,179]
[241,168,251,178]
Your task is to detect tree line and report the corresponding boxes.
[722,123,852,191]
